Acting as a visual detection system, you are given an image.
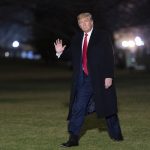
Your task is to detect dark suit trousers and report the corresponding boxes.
[68,71,122,139]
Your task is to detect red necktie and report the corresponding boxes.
[82,33,88,75]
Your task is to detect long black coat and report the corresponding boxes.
[62,28,118,120]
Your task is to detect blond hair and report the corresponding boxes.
[77,12,93,20]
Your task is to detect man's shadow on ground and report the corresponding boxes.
[63,102,108,139]
[80,113,108,139]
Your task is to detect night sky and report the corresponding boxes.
[0,0,150,60]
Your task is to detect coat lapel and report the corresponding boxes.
[77,32,83,59]
[87,29,97,54]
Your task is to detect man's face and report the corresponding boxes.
[78,17,93,33]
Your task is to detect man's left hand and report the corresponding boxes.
[105,78,112,89]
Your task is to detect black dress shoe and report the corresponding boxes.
[111,134,124,142]
[61,134,79,148]
[61,140,79,148]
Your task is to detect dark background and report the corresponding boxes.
[0,0,150,63]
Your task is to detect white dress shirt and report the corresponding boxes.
[82,28,93,49]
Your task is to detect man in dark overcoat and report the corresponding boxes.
[54,12,123,148]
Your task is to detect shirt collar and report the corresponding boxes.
[84,27,93,37]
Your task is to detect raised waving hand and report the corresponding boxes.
[54,39,66,53]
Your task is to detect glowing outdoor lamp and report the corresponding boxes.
[12,41,20,48]
[135,36,144,46]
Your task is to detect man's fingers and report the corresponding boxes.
[56,39,59,44]
[63,45,66,49]
[105,84,110,89]
[105,78,112,89]
[55,39,63,45]
[55,39,59,44]
[105,84,111,89]
[105,83,108,89]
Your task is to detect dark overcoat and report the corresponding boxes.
[62,28,118,120]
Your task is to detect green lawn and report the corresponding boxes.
[0,60,150,150]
